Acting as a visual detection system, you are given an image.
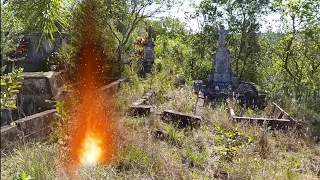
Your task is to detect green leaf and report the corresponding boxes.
[21,171,27,180]
[9,89,19,93]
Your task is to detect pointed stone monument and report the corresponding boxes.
[209,25,233,92]
[142,26,155,74]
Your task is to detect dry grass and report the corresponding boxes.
[1,83,320,180]
[154,86,198,114]
[1,142,64,179]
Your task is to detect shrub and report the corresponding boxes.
[1,143,59,180]
[214,125,254,162]
[0,67,24,110]
[165,124,185,146]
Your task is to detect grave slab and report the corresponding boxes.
[162,110,201,129]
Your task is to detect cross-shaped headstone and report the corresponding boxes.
[216,25,229,47]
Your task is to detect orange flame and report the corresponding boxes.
[62,1,118,173]
[68,70,115,165]
[65,42,116,171]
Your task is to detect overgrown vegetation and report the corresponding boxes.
[3,91,319,179]
[0,67,23,110]
[1,0,320,179]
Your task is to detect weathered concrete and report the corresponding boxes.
[162,110,201,129]
[129,91,155,116]
[1,109,56,151]
[141,91,155,105]
[142,26,155,74]
[0,125,24,150]
[227,99,296,129]
[267,103,296,123]
[129,105,152,117]
[23,32,67,72]
[194,91,205,117]
[1,79,123,151]
[99,79,124,94]
[233,117,291,129]
[132,99,147,106]
[1,71,65,125]
[209,25,233,93]
[2,76,122,124]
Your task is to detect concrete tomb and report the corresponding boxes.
[0,71,65,126]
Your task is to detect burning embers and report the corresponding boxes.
[64,42,114,170]
[61,0,118,171]
[66,51,115,168]
[68,90,115,167]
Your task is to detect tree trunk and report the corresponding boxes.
[116,45,123,78]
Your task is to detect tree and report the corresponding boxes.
[2,0,72,42]
[0,0,73,73]
[103,0,180,76]
[194,0,269,83]
[262,0,320,106]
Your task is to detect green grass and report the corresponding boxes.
[1,143,61,180]
[165,124,185,146]
[1,82,320,180]
[118,145,152,172]
[155,87,198,114]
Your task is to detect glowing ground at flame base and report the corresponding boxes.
[68,91,115,168]
[80,132,102,165]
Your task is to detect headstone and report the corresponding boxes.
[28,32,67,72]
[209,25,233,91]
[142,26,155,74]
[9,32,67,72]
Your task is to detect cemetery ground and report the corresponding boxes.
[1,77,320,180]
[1,0,320,179]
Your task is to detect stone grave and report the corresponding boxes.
[141,26,155,74]
[24,32,67,72]
[227,99,298,129]
[161,110,201,130]
[194,25,267,109]
[1,71,65,126]
[194,25,234,99]
[209,25,233,90]
[129,91,155,116]
[4,32,67,73]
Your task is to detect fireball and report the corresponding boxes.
[80,132,102,165]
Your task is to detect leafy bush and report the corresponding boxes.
[0,67,24,111]
[186,146,207,167]
[50,45,76,72]
[13,171,34,180]
[165,124,185,146]
[46,100,70,146]
[214,125,254,162]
